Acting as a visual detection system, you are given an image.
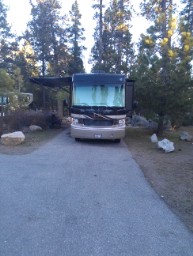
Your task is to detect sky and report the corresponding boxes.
[4,0,148,72]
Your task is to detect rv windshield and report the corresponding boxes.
[72,82,125,107]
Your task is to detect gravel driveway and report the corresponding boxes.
[0,129,193,256]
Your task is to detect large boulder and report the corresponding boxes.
[1,131,25,146]
[158,139,175,153]
[131,115,149,127]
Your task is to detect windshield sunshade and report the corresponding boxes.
[72,82,125,107]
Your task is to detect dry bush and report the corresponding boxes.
[0,117,3,135]
[3,110,52,132]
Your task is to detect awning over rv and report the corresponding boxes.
[30,76,72,88]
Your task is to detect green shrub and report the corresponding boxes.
[182,112,193,126]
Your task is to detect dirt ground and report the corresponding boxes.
[0,128,63,155]
[124,126,193,233]
[0,125,193,233]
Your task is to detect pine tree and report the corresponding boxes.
[179,0,193,70]
[26,0,69,76]
[0,0,16,71]
[134,0,193,133]
[13,41,44,109]
[180,0,193,34]
[91,0,133,74]
[46,3,70,76]
[66,0,86,74]
[92,0,105,67]
[0,69,14,93]
[15,41,39,80]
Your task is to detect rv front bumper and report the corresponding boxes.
[70,124,125,140]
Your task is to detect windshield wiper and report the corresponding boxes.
[83,115,93,119]
[93,113,113,120]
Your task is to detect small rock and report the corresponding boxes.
[150,133,158,143]
[29,125,42,132]
[179,131,193,142]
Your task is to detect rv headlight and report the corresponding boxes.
[118,119,125,126]
[72,118,79,125]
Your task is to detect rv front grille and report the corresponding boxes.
[83,119,113,126]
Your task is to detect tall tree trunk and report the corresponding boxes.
[158,0,172,133]
[157,114,164,136]
[57,99,64,118]
[98,0,103,66]
[42,56,46,110]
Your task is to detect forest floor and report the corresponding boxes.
[0,125,193,233]
[124,126,193,233]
